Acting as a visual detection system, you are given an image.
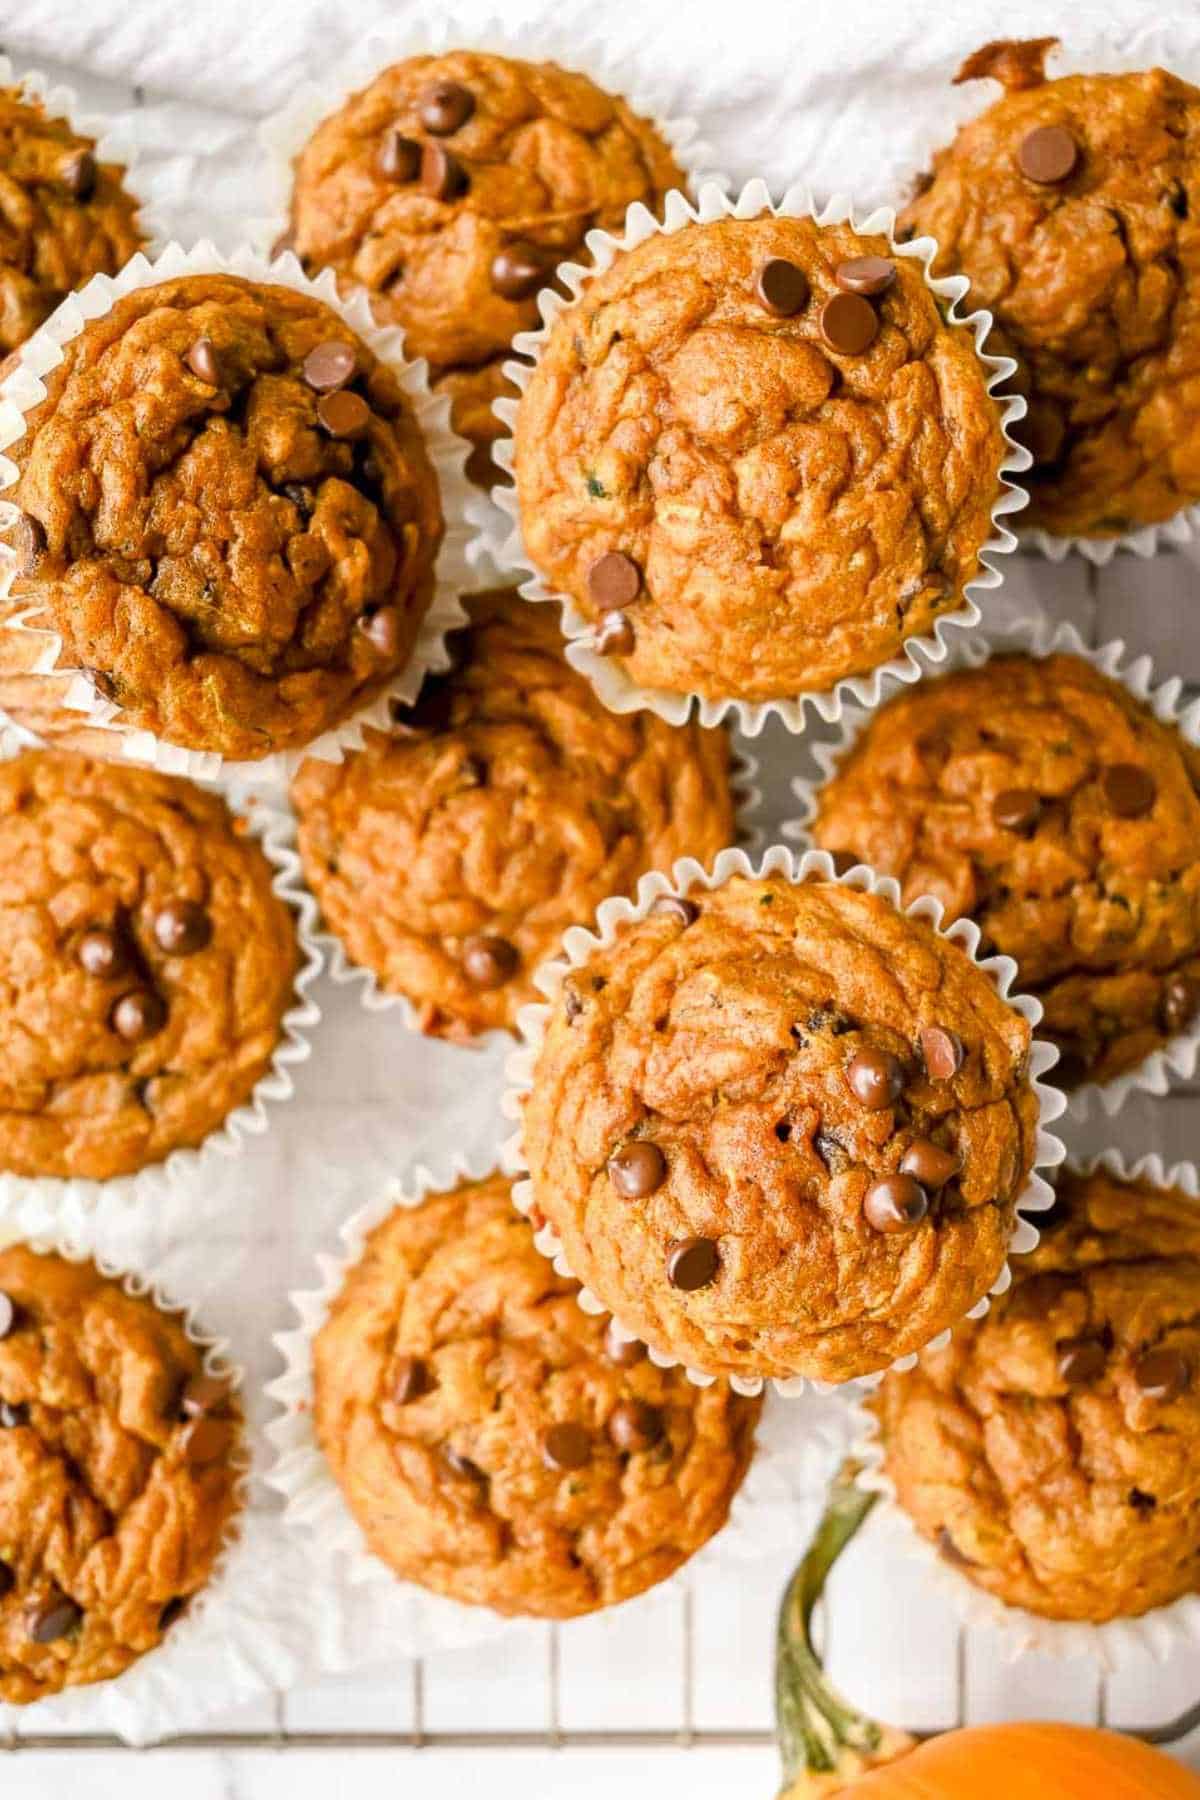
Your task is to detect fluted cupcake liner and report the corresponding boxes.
[499,841,1067,1398]
[482,175,1030,737]
[265,1149,847,1661]
[784,615,1200,1121]
[0,724,323,1218]
[850,1147,1200,1669]
[0,239,477,789]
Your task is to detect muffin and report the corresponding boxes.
[0,84,144,357]
[899,38,1200,540]
[0,1244,242,1702]
[283,50,685,484]
[519,870,1040,1385]
[0,748,301,1181]
[0,595,117,755]
[312,1171,760,1618]
[872,1164,1200,1625]
[513,212,1009,707]
[291,587,736,1039]
[4,273,444,761]
[809,650,1200,1090]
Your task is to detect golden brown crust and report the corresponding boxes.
[901,55,1200,538]
[6,274,444,760]
[521,874,1038,1383]
[312,1172,760,1618]
[292,589,735,1039]
[810,652,1200,1088]
[514,214,1006,701]
[0,749,300,1180]
[874,1167,1200,1624]
[0,88,144,356]
[0,1246,242,1702]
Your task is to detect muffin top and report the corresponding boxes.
[514,213,1007,705]
[0,1245,242,1702]
[0,87,144,357]
[520,872,1039,1384]
[313,1171,760,1619]
[900,39,1200,539]
[6,273,443,761]
[0,749,300,1181]
[286,51,685,375]
[810,651,1200,1090]
[873,1165,1200,1624]
[292,588,735,1039]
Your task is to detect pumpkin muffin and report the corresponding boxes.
[514,213,1009,705]
[291,587,736,1040]
[0,749,301,1181]
[4,273,444,761]
[0,85,144,357]
[0,1244,242,1702]
[312,1171,760,1618]
[899,38,1200,539]
[283,50,685,483]
[809,651,1200,1090]
[873,1165,1200,1624]
[519,871,1040,1385]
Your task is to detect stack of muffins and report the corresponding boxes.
[0,25,1198,1717]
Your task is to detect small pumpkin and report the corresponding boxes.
[776,1465,1200,1798]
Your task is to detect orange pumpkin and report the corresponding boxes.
[850,1722,1200,1797]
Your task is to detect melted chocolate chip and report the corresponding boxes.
[11,511,45,575]
[899,1139,959,1188]
[185,337,221,386]
[29,1595,82,1644]
[0,1293,13,1340]
[302,341,357,393]
[992,787,1041,832]
[587,551,641,610]
[1057,1337,1107,1385]
[755,257,808,317]
[863,1174,928,1233]
[819,291,878,354]
[377,128,421,182]
[180,1373,233,1418]
[920,1026,963,1082]
[420,81,475,135]
[0,1563,13,1600]
[1133,1346,1189,1402]
[443,1446,486,1484]
[542,1421,591,1471]
[846,1047,904,1108]
[609,1399,664,1453]
[391,1355,432,1406]
[153,899,212,957]
[1017,124,1079,185]
[604,1321,646,1366]
[1161,976,1198,1036]
[461,934,519,988]
[421,142,468,201]
[62,150,96,200]
[0,1402,28,1429]
[110,989,167,1043]
[76,925,129,979]
[835,256,896,296]
[492,243,548,300]
[608,1141,666,1198]
[1101,763,1156,819]
[651,894,699,926]
[317,389,370,439]
[667,1236,719,1291]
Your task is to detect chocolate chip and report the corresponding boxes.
[991,787,1041,832]
[755,257,808,317]
[1129,1487,1157,1515]
[1101,763,1156,819]
[357,605,403,659]
[11,511,45,575]
[563,985,584,1023]
[29,1595,82,1644]
[587,551,641,610]
[391,1355,432,1406]
[1133,1346,1189,1402]
[0,1563,13,1600]
[62,150,96,199]
[420,80,475,135]
[594,610,635,656]
[317,389,370,439]
[180,1373,233,1418]
[0,1402,27,1428]
[443,1446,485,1483]
[377,128,421,182]
[1058,1337,1107,1385]
[651,894,699,926]
[461,934,518,988]
[158,1596,188,1632]
[829,850,858,876]
[153,899,212,957]
[819,291,878,354]
[667,1236,719,1291]
[920,1026,963,1082]
[110,989,167,1042]
[608,1141,666,1198]
[421,142,468,201]
[604,1321,646,1366]
[181,1416,230,1466]
[542,1421,591,1471]
[0,1294,14,1340]
[899,1139,959,1188]
[863,1174,929,1233]
[302,340,357,393]
[835,256,896,296]
[185,337,221,386]
[846,1047,904,1109]
[608,1399,664,1453]
[1161,976,1198,1036]
[492,243,548,301]
[1018,124,1079,185]
[76,925,128,979]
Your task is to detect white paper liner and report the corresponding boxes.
[0,240,478,789]
[784,614,1200,1122]
[851,1146,1200,1668]
[499,841,1067,1398]
[265,1151,845,1661]
[0,722,323,1217]
[484,176,1030,737]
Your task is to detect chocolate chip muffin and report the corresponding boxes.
[519,871,1039,1385]
[5,274,444,761]
[900,39,1200,539]
[313,1171,760,1618]
[291,587,736,1040]
[283,51,685,484]
[513,212,1008,706]
[0,1245,242,1702]
[0,749,301,1181]
[872,1164,1200,1624]
[809,651,1200,1090]
[0,85,143,357]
